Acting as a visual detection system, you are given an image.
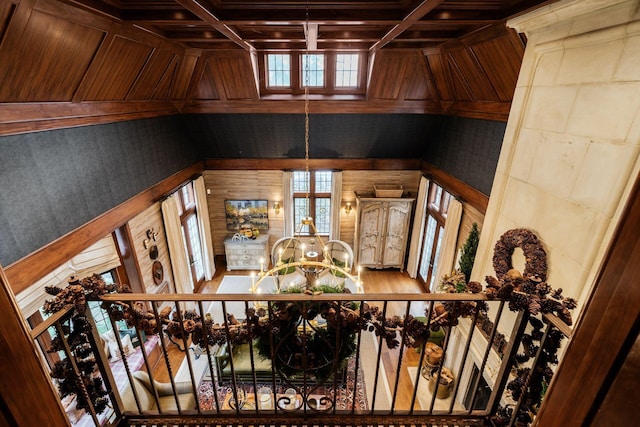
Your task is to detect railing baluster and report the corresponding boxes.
[467,300,505,415]
[390,301,412,413]
[332,300,341,415]
[221,301,242,415]
[409,300,435,414]
[429,300,456,414]
[107,314,150,414]
[197,300,221,413]
[267,300,278,414]
[370,300,389,413]
[245,300,259,413]
[150,300,182,412]
[350,298,365,415]
[486,311,529,416]
[168,301,192,414]
[86,306,121,422]
[508,321,553,426]
[448,305,481,414]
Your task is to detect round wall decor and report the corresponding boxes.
[152,260,164,285]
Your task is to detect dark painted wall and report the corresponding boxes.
[0,113,504,268]
[185,114,441,158]
[426,116,506,195]
[0,116,199,267]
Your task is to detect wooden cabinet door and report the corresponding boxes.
[357,201,385,266]
[381,201,413,267]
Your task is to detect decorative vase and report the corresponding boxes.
[428,367,455,399]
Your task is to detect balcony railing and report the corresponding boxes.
[30,291,571,427]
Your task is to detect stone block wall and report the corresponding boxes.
[472,0,640,325]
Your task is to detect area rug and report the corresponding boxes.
[197,357,368,411]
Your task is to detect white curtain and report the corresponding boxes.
[432,198,463,287]
[407,176,429,278]
[193,176,215,281]
[283,171,294,237]
[161,195,194,294]
[330,171,342,240]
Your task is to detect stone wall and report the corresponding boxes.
[471,0,640,326]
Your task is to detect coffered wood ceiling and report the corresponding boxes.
[81,0,542,52]
[0,0,553,134]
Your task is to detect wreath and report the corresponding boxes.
[484,228,575,324]
[492,228,548,281]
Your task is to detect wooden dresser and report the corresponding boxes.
[224,233,270,271]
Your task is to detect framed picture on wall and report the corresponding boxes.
[224,199,269,231]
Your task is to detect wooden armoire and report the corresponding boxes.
[353,194,414,271]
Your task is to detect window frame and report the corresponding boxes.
[177,182,205,290]
[292,170,332,236]
[417,182,452,289]
[259,51,366,96]
[335,53,361,88]
[266,53,292,88]
[300,53,326,88]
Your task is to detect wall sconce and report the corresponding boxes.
[273,201,281,215]
[344,202,352,215]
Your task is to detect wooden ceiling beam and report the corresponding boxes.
[370,0,444,52]
[175,0,255,52]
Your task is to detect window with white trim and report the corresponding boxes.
[267,53,291,87]
[301,53,325,87]
[335,53,359,87]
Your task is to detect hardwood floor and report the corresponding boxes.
[154,255,430,410]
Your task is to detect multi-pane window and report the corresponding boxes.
[301,54,325,87]
[178,182,204,290]
[293,170,332,235]
[267,54,291,87]
[418,182,452,289]
[335,54,359,87]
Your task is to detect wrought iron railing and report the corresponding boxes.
[30,292,572,427]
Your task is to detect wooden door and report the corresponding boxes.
[357,201,385,266]
[382,200,413,268]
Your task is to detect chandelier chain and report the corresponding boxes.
[304,0,310,203]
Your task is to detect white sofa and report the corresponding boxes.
[119,371,196,413]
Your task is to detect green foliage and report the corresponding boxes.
[459,222,480,282]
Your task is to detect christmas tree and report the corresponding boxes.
[459,222,480,283]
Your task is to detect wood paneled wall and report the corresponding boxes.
[424,23,525,121]
[127,203,175,294]
[0,0,198,135]
[0,0,524,135]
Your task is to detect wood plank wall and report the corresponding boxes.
[203,170,285,257]
[127,203,176,294]
[202,168,423,256]
[341,170,423,248]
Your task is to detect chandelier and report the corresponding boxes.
[250,4,362,295]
